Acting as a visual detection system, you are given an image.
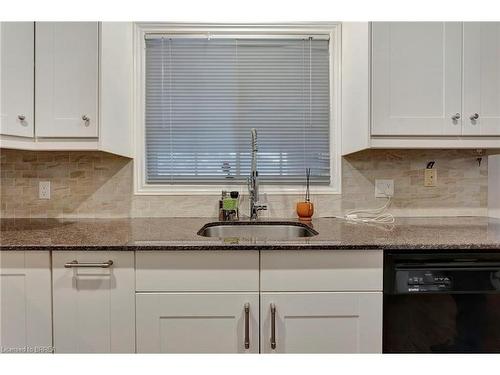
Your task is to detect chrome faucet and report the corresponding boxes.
[248,128,267,220]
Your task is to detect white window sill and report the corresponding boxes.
[134,184,340,196]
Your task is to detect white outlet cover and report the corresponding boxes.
[375,179,394,198]
[39,181,51,199]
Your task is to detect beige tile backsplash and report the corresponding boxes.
[0,148,493,218]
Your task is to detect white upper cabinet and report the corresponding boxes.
[372,22,463,136]
[463,22,500,136]
[35,22,98,138]
[0,22,34,137]
[99,22,134,157]
[1,22,134,153]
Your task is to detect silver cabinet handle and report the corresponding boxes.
[470,113,479,121]
[451,113,460,121]
[18,115,26,121]
[64,260,113,268]
[81,115,90,126]
[270,303,276,350]
[244,303,250,349]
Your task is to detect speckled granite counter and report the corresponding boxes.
[1,217,500,251]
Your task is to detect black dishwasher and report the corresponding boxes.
[384,251,500,353]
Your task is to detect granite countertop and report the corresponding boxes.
[1,216,500,251]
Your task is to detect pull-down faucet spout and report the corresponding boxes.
[248,128,267,220]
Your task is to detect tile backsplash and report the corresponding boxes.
[0,148,493,218]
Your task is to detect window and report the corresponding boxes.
[135,24,340,194]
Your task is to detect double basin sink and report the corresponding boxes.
[197,221,318,240]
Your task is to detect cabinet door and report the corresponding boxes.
[463,22,500,135]
[35,22,98,138]
[52,251,135,353]
[372,22,462,136]
[0,22,34,137]
[0,251,52,353]
[261,292,382,353]
[136,293,259,353]
[99,22,133,157]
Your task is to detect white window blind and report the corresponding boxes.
[144,35,330,184]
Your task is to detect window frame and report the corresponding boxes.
[133,22,342,195]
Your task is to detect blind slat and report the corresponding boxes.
[145,37,330,185]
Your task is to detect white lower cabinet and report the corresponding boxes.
[0,251,52,353]
[260,292,382,353]
[134,250,383,354]
[136,293,259,353]
[52,251,135,353]
[2,249,383,354]
[260,250,384,353]
[135,251,260,353]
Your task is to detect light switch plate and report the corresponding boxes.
[375,179,394,198]
[424,169,437,187]
[39,181,51,199]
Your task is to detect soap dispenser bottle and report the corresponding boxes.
[219,190,228,221]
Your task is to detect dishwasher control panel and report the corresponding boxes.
[396,270,453,293]
[385,252,500,295]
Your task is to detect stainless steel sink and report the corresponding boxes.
[197,221,318,240]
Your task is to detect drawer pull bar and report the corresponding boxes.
[270,303,276,350]
[244,303,250,349]
[64,260,114,268]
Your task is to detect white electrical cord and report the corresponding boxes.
[344,196,395,224]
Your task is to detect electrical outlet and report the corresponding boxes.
[424,169,437,187]
[375,179,394,198]
[39,181,51,199]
